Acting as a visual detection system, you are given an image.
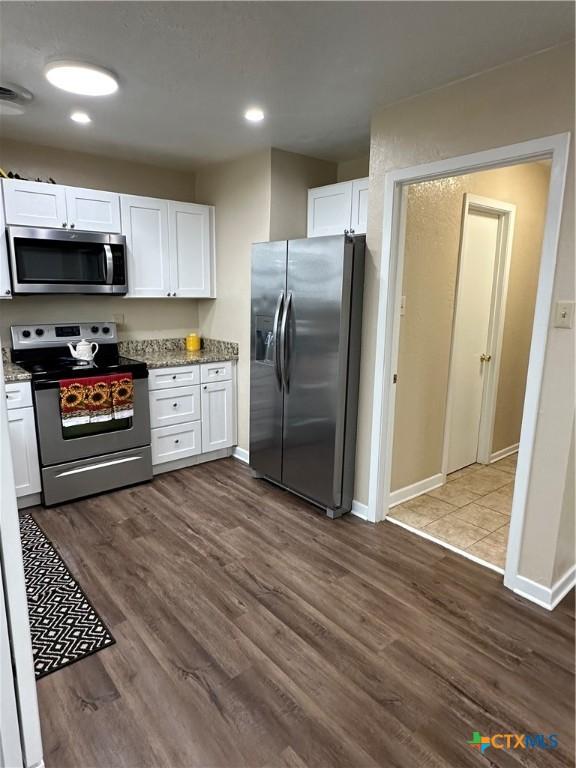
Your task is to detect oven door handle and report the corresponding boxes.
[104,244,114,285]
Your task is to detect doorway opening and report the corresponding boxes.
[384,159,553,571]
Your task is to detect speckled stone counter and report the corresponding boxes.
[1,348,31,383]
[119,337,238,369]
[3,360,32,383]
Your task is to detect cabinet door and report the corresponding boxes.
[121,195,171,298]
[0,191,11,299]
[168,202,214,298]
[65,187,121,232]
[7,408,41,497]
[350,178,369,234]
[201,380,234,452]
[2,179,67,228]
[307,181,352,237]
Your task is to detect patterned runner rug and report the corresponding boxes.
[19,514,115,679]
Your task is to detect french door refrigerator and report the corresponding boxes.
[250,235,365,517]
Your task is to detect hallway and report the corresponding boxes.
[388,455,516,568]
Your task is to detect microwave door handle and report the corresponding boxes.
[104,244,114,284]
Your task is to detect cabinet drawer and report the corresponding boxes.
[149,385,200,428]
[5,382,32,410]
[151,422,202,465]
[148,366,200,390]
[200,361,232,383]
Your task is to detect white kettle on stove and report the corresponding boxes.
[68,339,99,362]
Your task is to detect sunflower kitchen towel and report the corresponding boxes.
[59,374,134,427]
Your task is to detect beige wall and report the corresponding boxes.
[553,421,575,583]
[270,149,336,240]
[361,43,574,588]
[195,150,272,451]
[337,155,370,182]
[0,139,200,343]
[391,162,551,491]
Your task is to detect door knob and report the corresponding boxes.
[480,353,492,363]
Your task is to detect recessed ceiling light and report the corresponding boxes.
[70,111,91,125]
[244,107,265,123]
[45,61,118,96]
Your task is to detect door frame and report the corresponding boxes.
[367,133,570,595]
[442,194,516,476]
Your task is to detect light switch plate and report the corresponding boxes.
[554,301,574,329]
[113,312,125,327]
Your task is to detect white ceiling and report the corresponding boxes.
[1,2,573,170]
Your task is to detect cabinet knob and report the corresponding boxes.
[203,385,207,390]
[166,292,170,296]
[174,439,180,444]
[172,292,176,297]
[70,223,75,229]
[172,375,177,380]
[172,402,178,408]
[62,222,67,228]
[4,289,11,295]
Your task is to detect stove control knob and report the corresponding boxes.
[91,325,99,334]
[102,326,110,334]
[22,330,31,338]
[35,328,44,337]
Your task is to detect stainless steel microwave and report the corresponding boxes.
[6,226,128,295]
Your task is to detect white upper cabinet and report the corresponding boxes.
[65,186,121,232]
[121,195,215,299]
[2,178,121,232]
[0,192,11,299]
[2,179,68,229]
[350,178,369,235]
[121,195,171,298]
[169,202,214,298]
[307,182,353,237]
[307,177,369,237]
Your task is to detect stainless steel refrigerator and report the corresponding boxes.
[250,235,365,517]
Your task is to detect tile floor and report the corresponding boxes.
[388,453,517,569]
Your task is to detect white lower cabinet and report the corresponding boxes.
[149,361,236,469]
[201,380,234,453]
[7,407,41,498]
[151,421,202,465]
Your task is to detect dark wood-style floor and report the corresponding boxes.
[32,458,574,768]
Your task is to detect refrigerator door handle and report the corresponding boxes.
[280,291,293,391]
[272,291,285,389]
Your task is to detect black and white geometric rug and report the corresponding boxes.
[19,514,115,679]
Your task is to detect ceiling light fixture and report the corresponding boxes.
[45,61,118,96]
[70,111,91,125]
[244,107,265,123]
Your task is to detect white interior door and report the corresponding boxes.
[447,209,500,474]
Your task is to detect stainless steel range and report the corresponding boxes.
[10,322,152,506]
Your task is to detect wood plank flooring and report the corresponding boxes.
[31,458,574,768]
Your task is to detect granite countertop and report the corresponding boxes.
[1,337,238,383]
[120,337,238,369]
[3,360,31,383]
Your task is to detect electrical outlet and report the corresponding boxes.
[554,301,574,329]
[400,295,406,317]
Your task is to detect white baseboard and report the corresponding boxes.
[350,499,369,521]
[17,492,42,509]
[232,446,249,464]
[509,565,576,611]
[490,443,519,463]
[389,473,445,508]
[386,516,504,574]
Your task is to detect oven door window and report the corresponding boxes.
[14,238,108,284]
[62,417,132,440]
